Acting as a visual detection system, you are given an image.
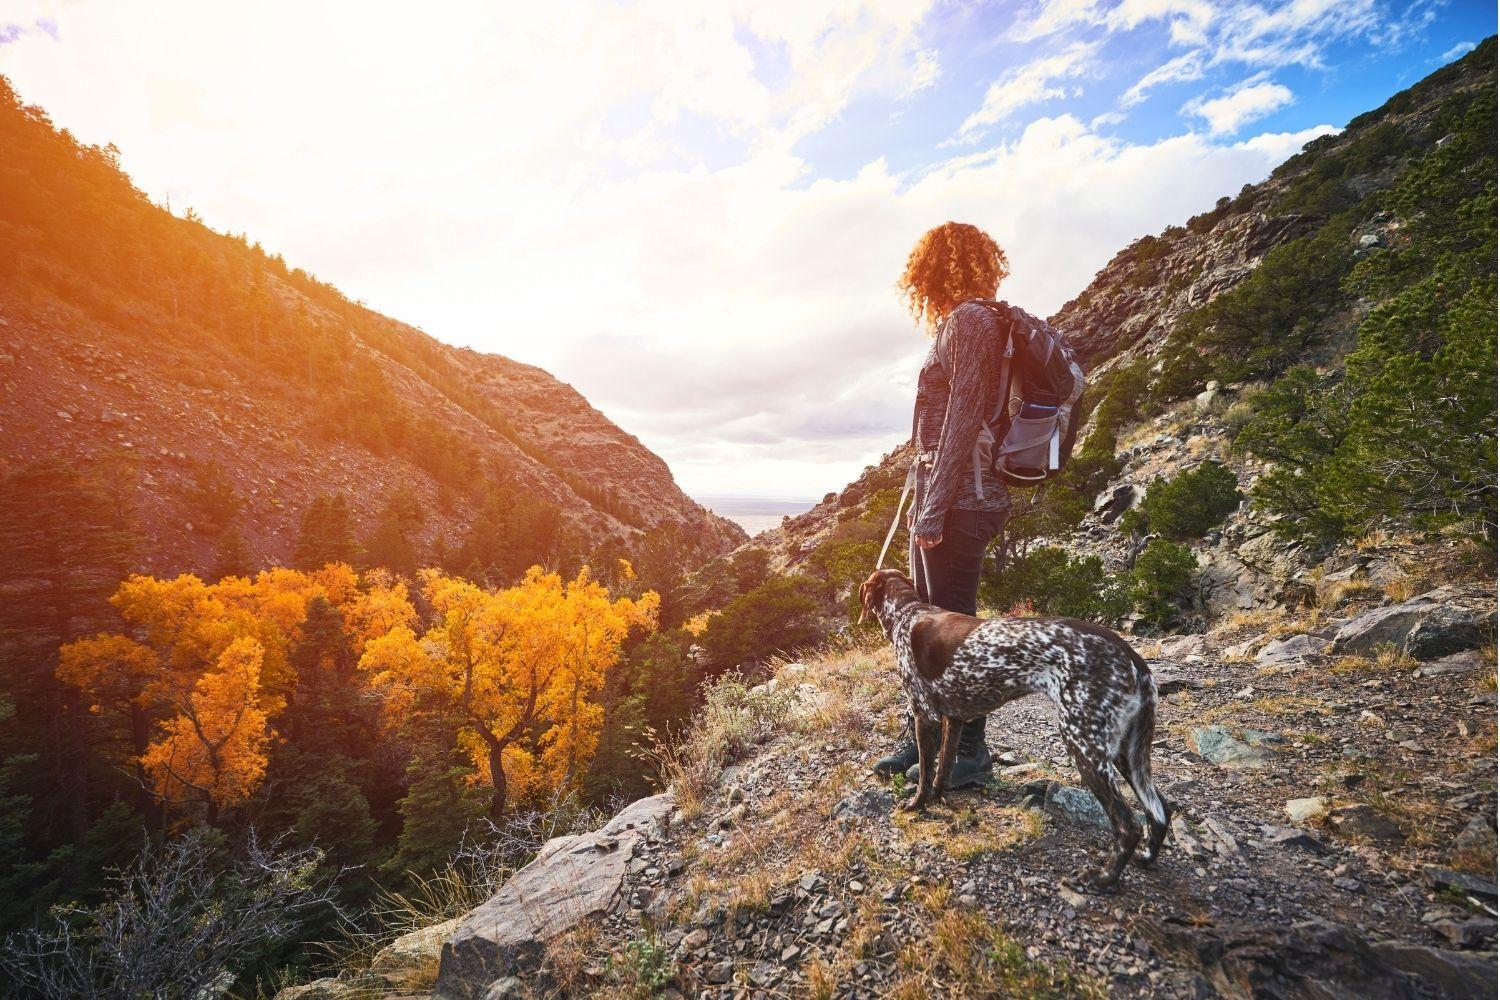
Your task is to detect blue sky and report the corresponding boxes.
[1,1,1493,499]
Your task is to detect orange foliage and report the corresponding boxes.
[141,636,270,816]
[359,567,658,814]
[58,561,654,824]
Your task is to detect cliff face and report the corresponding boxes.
[0,75,744,578]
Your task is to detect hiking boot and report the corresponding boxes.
[872,717,917,777]
[905,716,992,788]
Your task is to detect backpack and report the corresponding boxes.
[935,299,1085,491]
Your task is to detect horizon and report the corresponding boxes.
[1,1,1491,499]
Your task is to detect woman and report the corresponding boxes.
[871,221,1014,788]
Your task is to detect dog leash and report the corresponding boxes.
[876,462,915,569]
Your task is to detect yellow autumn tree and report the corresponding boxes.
[141,636,270,823]
[358,567,657,816]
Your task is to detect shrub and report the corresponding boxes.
[1129,540,1198,628]
[982,545,1128,623]
[696,575,826,675]
[1125,462,1240,540]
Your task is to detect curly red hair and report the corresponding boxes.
[897,222,1010,331]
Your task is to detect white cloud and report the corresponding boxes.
[1010,0,1104,41]
[948,42,1099,144]
[1440,40,1477,62]
[1185,78,1295,134]
[0,0,1341,498]
[1120,49,1207,106]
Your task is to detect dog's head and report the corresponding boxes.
[858,568,915,624]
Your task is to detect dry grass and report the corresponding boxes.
[1318,578,1382,609]
[893,802,1045,861]
[652,674,795,820]
[785,638,903,744]
[1330,644,1418,675]
[886,886,1104,999]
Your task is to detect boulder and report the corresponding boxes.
[1150,916,1497,1000]
[434,793,675,1000]
[1190,725,1277,769]
[1045,785,1110,829]
[1332,587,1495,659]
[273,980,359,1000]
[1157,634,1208,659]
[1329,804,1405,845]
[1093,483,1139,524]
[1284,797,1328,823]
[370,916,463,989]
[1256,634,1331,667]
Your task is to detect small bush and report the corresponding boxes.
[1127,462,1240,540]
[1129,540,1199,628]
[982,546,1128,623]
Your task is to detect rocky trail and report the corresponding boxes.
[292,576,1497,1000]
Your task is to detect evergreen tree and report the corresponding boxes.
[292,493,359,570]
[363,487,425,575]
[212,524,253,579]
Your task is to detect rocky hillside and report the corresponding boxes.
[0,75,744,580]
[706,38,1495,631]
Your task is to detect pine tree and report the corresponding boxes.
[292,493,359,570]
[363,487,425,575]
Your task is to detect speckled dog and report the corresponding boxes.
[859,568,1170,890]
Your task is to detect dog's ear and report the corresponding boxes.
[857,571,883,624]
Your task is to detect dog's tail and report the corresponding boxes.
[1119,657,1171,862]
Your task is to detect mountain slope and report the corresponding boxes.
[0,76,744,581]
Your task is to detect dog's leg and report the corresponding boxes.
[900,714,941,811]
[931,716,961,800]
[1065,733,1141,893]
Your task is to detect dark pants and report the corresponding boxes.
[909,507,1006,746]
[909,507,1007,615]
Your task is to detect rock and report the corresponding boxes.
[1190,725,1276,769]
[1172,816,1207,859]
[680,928,709,953]
[1256,634,1331,666]
[370,916,462,988]
[1415,650,1488,677]
[1154,673,1202,698]
[832,788,893,823]
[1157,635,1208,660]
[1194,381,1221,413]
[1266,826,1327,853]
[1152,916,1498,1000]
[1093,483,1140,524]
[1425,867,1498,901]
[1045,785,1110,829]
[1369,941,1498,999]
[1058,886,1090,909]
[482,978,524,1000]
[1432,918,1498,949]
[434,793,675,999]
[1451,814,1497,867]
[1284,797,1328,823]
[1332,588,1495,659]
[1329,804,1405,844]
[273,979,349,1000]
[1406,605,1495,660]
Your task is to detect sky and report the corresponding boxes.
[2,1,1493,500]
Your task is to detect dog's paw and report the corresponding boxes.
[898,792,927,812]
[1069,866,1120,894]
